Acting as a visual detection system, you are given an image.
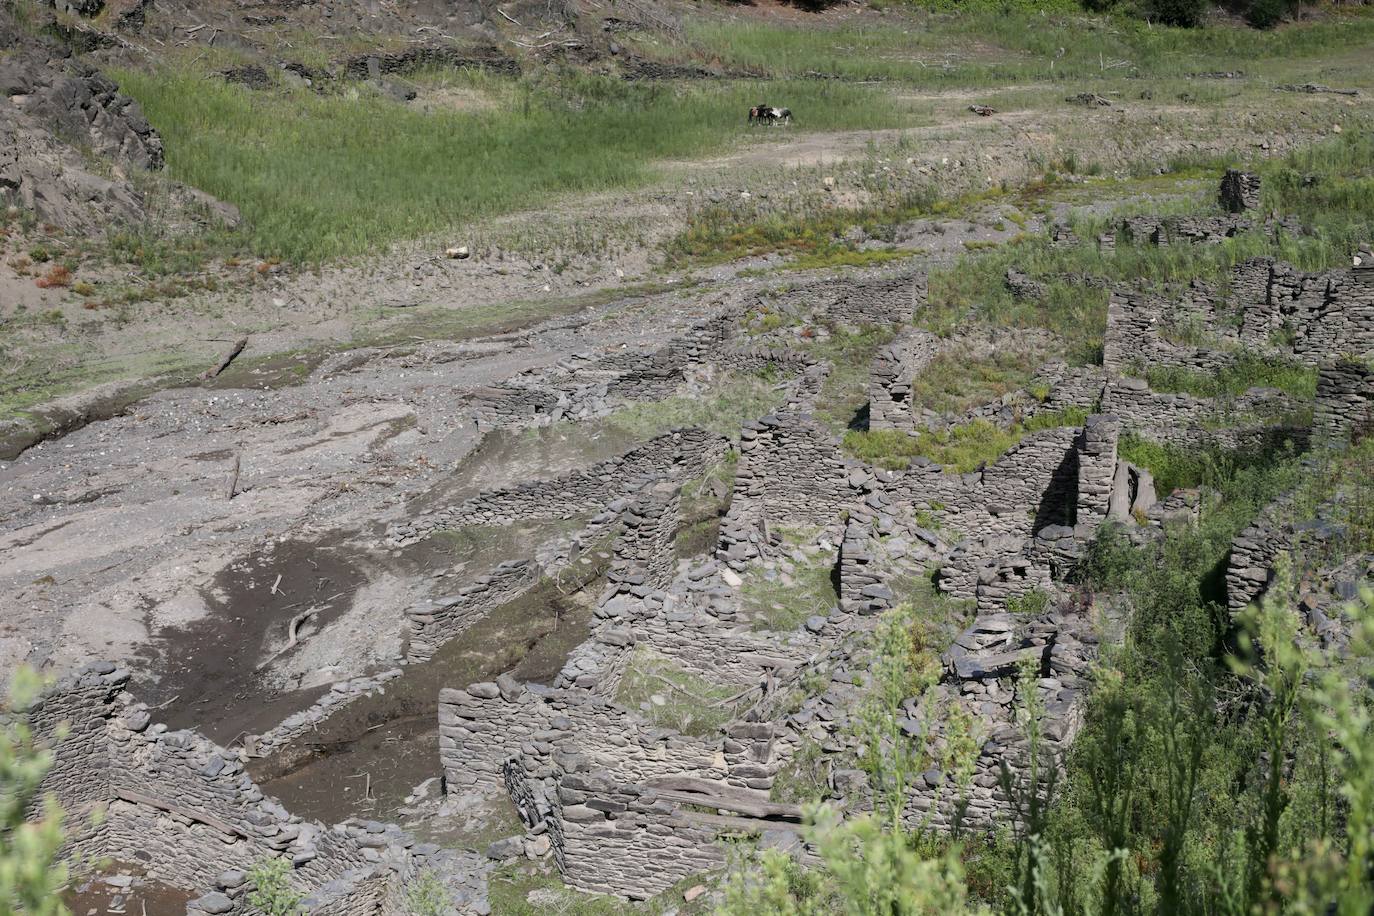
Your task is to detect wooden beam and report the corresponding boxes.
[112,787,248,838]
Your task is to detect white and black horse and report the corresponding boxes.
[748,105,792,126]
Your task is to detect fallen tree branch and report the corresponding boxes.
[202,336,248,380]
[224,453,240,501]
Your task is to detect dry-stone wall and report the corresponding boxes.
[761,271,928,328]
[606,481,683,594]
[1225,489,1362,646]
[387,427,726,545]
[1233,259,1374,362]
[438,678,724,800]
[1219,169,1262,212]
[503,761,730,900]
[406,560,539,662]
[23,668,479,915]
[905,602,1098,832]
[1075,414,1120,533]
[868,329,942,432]
[485,694,799,899]
[1109,212,1299,249]
[1103,289,1231,377]
[566,570,823,697]
[1101,378,1304,449]
[1226,495,1297,617]
[717,412,854,569]
[1313,360,1374,446]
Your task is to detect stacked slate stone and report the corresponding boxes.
[1113,211,1301,247]
[406,560,539,662]
[1219,169,1263,213]
[867,329,942,432]
[1313,360,1374,445]
[571,579,820,695]
[504,760,731,900]
[838,520,895,615]
[1050,222,1079,248]
[438,676,726,801]
[1004,267,1047,302]
[1225,489,1363,648]
[1075,414,1121,532]
[1231,258,1374,364]
[605,480,683,595]
[717,412,854,569]
[757,270,928,329]
[1100,369,1307,451]
[470,682,801,899]
[836,513,944,619]
[904,601,1098,832]
[386,427,727,545]
[243,669,404,758]
[24,669,479,916]
[1102,289,1233,376]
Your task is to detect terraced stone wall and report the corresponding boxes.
[25,670,444,915]
[1313,360,1374,446]
[717,412,854,568]
[868,329,942,432]
[438,679,724,800]
[406,560,539,662]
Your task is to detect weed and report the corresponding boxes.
[844,409,1090,473]
[405,869,451,916]
[614,648,739,736]
[247,858,303,916]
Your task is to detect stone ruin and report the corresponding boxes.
[19,182,1373,911]
[19,666,487,915]
[1219,168,1262,213]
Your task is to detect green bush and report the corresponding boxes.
[247,858,302,916]
[1141,0,1209,27]
[1241,0,1296,28]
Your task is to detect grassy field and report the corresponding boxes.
[113,67,908,262]
[629,7,1374,86]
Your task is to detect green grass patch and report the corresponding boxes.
[1146,354,1318,400]
[114,66,907,262]
[664,183,1007,270]
[634,8,1374,87]
[844,408,1089,472]
[605,373,785,440]
[911,345,1050,414]
[614,648,741,736]
[802,327,897,433]
[1115,433,1309,495]
[784,246,918,272]
[741,559,839,632]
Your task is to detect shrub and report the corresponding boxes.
[34,265,72,289]
[1141,0,1208,26]
[247,858,302,916]
[1242,0,1296,28]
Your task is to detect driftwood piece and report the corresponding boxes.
[202,336,248,380]
[1066,92,1113,107]
[679,810,808,833]
[113,788,248,837]
[1276,83,1358,97]
[225,453,240,500]
[644,776,804,819]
